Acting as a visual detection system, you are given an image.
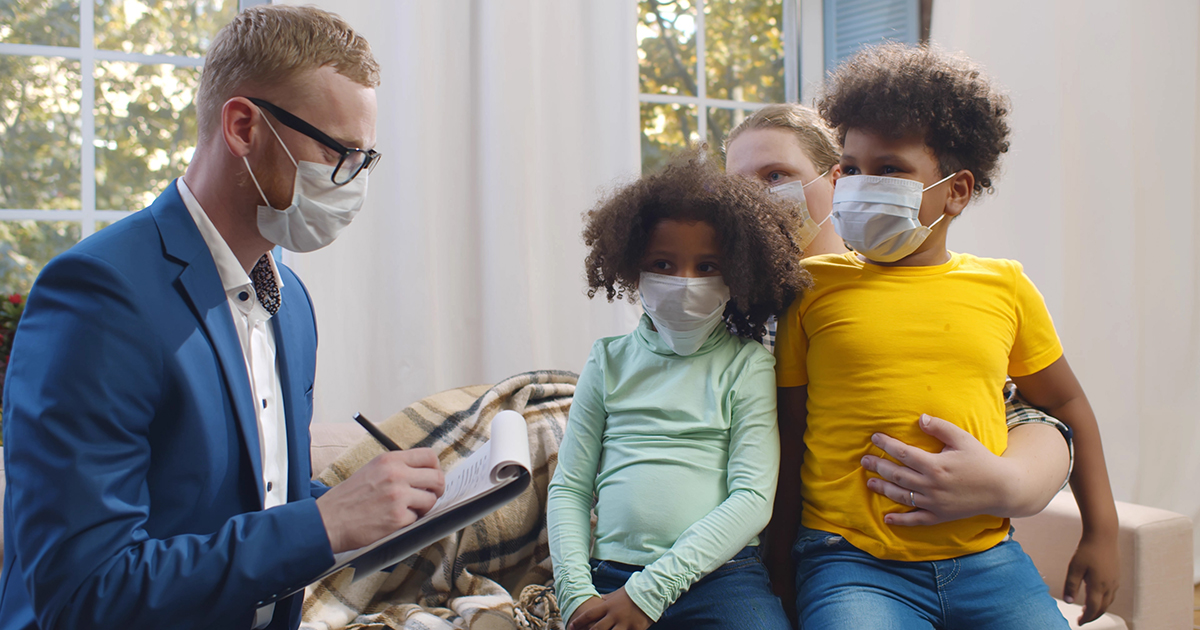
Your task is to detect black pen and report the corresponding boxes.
[354,413,403,452]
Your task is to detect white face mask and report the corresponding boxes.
[638,272,731,356]
[830,173,955,263]
[244,114,368,253]
[769,170,830,251]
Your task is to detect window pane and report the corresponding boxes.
[705,0,785,103]
[0,0,81,48]
[639,0,697,97]
[641,101,698,175]
[0,221,81,294]
[0,56,82,211]
[95,0,237,57]
[707,106,755,158]
[95,61,199,211]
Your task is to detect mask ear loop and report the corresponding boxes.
[243,105,299,210]
[922,171,957,192]
[804,169,833,228]
[802,169,830,188]
[922,171,961,228]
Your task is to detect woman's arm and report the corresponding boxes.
[861,414,1069,525]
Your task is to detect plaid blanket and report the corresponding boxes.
[301,371,576,630]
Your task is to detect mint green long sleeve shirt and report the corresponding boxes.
[547,315,780,622]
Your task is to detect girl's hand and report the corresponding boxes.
[567,588,652,630]
[1064,532,1120,625]
[566,597,605,630]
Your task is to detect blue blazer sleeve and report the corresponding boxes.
[2,247,332,629]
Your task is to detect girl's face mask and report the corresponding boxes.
[638,272,730,356]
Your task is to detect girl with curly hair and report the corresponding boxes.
[547,153,807,630]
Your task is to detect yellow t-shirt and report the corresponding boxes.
[775,251,1063,561]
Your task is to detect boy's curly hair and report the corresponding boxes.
[583,151,811,341]
[819,42,1011,196]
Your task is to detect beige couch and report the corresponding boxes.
[0,420,1192,629]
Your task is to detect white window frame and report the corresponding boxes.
[638,0,826,153]
[0,0,265,239]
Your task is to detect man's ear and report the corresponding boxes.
[221,97,258,159]
[944,170,975,217]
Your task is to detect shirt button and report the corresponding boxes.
[238,291,250,301]
[267,481,273,492]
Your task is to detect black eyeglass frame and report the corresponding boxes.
[247,97,380,185]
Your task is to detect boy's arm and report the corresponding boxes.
[1010,355,1119,625]
[765,385,807,622]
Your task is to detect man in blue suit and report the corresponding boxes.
[0,6,445,629]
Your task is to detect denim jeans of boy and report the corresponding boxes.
[792,526,1069,630]
[588,546,791,630]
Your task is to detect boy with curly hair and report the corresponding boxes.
[771,43,1119,628]
[548,153,809,630]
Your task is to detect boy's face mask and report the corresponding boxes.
[829,173,954,263]
[638,272,730,356]
[769,170,829,251]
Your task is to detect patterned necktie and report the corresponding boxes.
[250,254,281,316]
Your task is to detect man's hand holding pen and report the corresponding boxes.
[315,414,446,554]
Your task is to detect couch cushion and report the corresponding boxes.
[1056,599,1127,630]
[309,422,367,479]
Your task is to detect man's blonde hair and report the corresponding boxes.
[196,5,380,142]
[726,103,841,175]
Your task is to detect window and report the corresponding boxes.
[637,0,800,174]
[0,0,247,294]
[637,0,931,173]
[823,0,925,74]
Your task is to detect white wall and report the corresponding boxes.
[931,0,1200,579]
[280,0,641,425]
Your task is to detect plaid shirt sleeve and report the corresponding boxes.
[1004,380,1074,489]
[762,317,777,354]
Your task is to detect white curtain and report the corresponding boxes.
[930,0,1200,580]
[278,0,641,424]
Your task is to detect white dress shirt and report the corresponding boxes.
[177,179,289,510]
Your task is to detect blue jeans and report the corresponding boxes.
[589,546,791,630]
[792,526,1068,630]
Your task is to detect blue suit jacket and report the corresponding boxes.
[0,183,335,630]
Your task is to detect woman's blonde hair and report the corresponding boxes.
[725,103,841,174]
[196,5,380,142]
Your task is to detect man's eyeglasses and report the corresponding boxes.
[247,97,380,186]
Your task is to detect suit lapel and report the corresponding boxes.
[153,181,266,507]
[272,300,310,501]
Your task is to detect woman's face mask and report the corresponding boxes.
[829,173,954,263]
[769,170,830,251]
[638,271,730,356]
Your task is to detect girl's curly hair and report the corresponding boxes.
[818,42,1011,196]
[583,151,811,341]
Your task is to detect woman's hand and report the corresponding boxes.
[861,414,1069,524]
[567,588,652,630]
